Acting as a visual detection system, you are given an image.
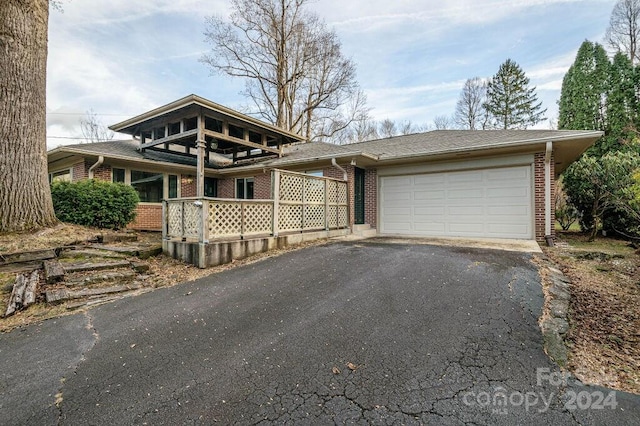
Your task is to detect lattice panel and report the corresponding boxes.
[338,206,348,228]
[209,202,242,237]
[183,203,202,239]
[337,182,348,205]
[278,204,303,231]
[327,206,338,228]
[243,203,273,234]
[279,173,304,202]
[327,180,338,204]
[167,203,183,237]
[304,205,325,229]
[304,178,325,203]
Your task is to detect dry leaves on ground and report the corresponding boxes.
[544,233,640,395]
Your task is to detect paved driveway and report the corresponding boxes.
[1,240,639,425]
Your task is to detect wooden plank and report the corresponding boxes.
[0,249,56,265]
[203,129,280,154]
[46,282,144,303]
[62,260,131,274]
[44,260,65,284]
[23,270,39,306]
[139,128,198,149]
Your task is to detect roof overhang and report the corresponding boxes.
[109,94,304,143]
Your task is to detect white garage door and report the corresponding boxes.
[380,166,533,239]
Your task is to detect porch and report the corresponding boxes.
[162,170,350,267]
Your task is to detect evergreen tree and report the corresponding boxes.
[484,59,546,129]
[605,52,640,154]
[557,41,609,154]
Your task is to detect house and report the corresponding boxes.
[47,95,602,265]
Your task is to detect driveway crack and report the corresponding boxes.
[55,310,100,424]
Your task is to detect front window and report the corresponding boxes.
[112,168,125,183]
[50,169,71,183]
[204,177,218,198]
[168,175,178,199]
[236,178,254,199]
[131,170,163,202]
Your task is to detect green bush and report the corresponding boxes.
[51,179,139,229]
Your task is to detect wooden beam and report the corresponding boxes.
[140,128,198,149]
[203,129,280,154]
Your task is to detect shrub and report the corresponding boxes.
[51,179,139,229]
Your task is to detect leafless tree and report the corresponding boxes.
[0,0,57,231]
[454,77,490,130]
[80,109,114,143]
[433,115,454,130]
[378,119,398,138]
[201,0,366,141]
[606,0,640,64]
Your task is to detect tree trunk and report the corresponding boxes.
[0,0,57,232]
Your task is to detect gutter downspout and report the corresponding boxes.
[544,141,553,246]
[331,158,348,181]
[88,155,104,179]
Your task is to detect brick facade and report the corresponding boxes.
[534,152,555,242]
[218,177,235,198]
[254,173,271,199]
[72,161,88,181]
[92,164,112,181]
[181,175,196,197]
[128,204,163,231]
[364,169,377,228]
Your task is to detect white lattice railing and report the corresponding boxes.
[163,169,349,242]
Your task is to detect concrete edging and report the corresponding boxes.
[163,229,350,268]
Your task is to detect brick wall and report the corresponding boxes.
[254,173,271,199]
[181,175,196,197]
[92,164,112,181]
[534,152,555,242]
[364,169,377,228]
[72,161,88,181]
[218,177,235,198]
[128,204,163,231]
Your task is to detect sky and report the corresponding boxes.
[46,0,616,148]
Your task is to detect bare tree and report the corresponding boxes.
[433,115,454,130]
[0,0,57,231]
[454,77,490,130]
[80,109,114,143]
[201,0,365,141]
[606,0,640,64]
[378,119,397,138]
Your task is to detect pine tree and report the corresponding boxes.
[484,59,546,129]
[558,41,609,134]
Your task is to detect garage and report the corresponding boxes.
[379,165,533,239]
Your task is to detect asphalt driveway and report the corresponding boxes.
[1,240,639,425]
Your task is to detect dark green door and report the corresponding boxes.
[354,167,365,225]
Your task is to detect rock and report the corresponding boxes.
[543,317,569,335]
[549,284,570,301]
[544,330,568,367]
[130,262,150,273]
[44,260,65,284]
[550,299,569,318]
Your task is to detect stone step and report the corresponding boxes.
[87,244,162,259]
[46,281,145,303]
[358,229,377,238]
[352,224,371,232]
[59,248,128,260]
[65,269,138,287]
[62,260,132,274]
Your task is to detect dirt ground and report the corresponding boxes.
[543,231,640,395]
[0,224,328,332]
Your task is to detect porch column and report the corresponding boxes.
[196,113,205,197]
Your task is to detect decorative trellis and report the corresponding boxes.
[163,169,349,242]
